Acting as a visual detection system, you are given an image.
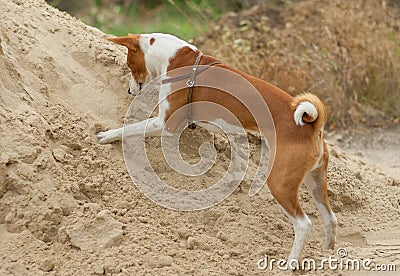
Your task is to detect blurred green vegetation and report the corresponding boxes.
[46,0,255,40]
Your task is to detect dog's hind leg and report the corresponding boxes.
[267,162,312,263]
[304,142,337,250]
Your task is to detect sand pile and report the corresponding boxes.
[0,0,399,275]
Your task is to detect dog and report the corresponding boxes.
[97,33,337,262]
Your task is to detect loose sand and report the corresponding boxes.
[0,0,399,275]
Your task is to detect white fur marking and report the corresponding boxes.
[304,173,337,250]
[139,33,197,79]
[195,119,244,134]
[158,83,171,122]
[279,205,312,262]
[294,101,318,126]
[290,215,312,261]
[96,117,166,144]
[279,207,312,261]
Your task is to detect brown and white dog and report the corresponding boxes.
[97,33,337,262]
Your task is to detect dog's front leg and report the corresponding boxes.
[97,127,124,144]
[97,117,165,144]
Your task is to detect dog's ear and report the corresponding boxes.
[107,35,140,52]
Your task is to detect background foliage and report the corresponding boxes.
[46,0,270,39]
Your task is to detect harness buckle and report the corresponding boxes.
[186,79,195,87]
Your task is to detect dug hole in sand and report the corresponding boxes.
[0,0,399,275]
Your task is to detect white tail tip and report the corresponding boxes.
[294,101,318,126]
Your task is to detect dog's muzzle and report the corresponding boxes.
[128,83,144,95]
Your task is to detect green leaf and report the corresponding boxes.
[388,31,394,41]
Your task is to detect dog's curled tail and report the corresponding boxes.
[292,93,327,131]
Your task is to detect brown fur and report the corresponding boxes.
[163,48,331,218]
[107,35,147,84]
[109,36,333,220]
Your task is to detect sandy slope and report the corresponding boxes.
[0,0,399,275]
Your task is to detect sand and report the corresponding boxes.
[0,0,399,275]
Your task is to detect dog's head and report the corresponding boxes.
[108,33,198,96]
[108,34,149,95]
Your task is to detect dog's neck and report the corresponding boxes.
[140,33,198,79]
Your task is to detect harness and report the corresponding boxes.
[162,52,221,129]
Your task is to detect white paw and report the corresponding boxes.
[96,128,122,144]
